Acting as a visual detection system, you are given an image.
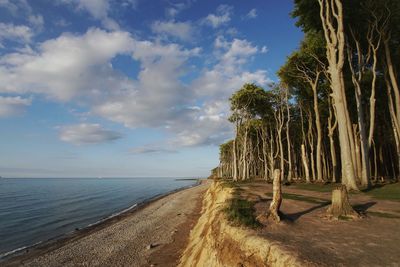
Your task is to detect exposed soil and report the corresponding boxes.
[236,181,400,267]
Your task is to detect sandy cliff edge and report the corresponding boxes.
[179,181,307,267]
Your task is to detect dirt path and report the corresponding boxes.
[6,181,209,267]
[238,182,400,267]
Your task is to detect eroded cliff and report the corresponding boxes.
[179,181,305,267]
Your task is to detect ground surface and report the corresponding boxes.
[234,181,400,267]
[4,181,209,267]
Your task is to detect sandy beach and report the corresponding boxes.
[4,181,209,267]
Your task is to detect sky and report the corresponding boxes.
[0,0,303,178]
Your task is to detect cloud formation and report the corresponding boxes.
[59,0,121,30]
[58,123,122,145]
[151,20,194,42]
[0,23,33,46]
[0,0,32,16]
[244,8,257,19]
[0,28,134,100]
[0,96,31,117]
[202,5,233,28]
[0,16,271,149]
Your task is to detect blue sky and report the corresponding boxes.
[0,0,303,178]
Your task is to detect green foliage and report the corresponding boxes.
[224,197,260,228]
[229,83,273,122]
[292,0,322,32]
[214,0,400,189]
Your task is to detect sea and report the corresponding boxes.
[0,177,197,259]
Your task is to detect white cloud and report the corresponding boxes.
[202,4,233,28]
[93,41,201,128]
[169,100,232,147]
[0,96,31,117]
[94,35,269,147]
[58,123,122,145]
[211,38,264,78]
[0,23,33,46]
[0,0,32,16]
[0,28,134,100]
[0,0,44,31]
[163,37,271,147]
[244,8,257,19]
[60,0,119,30]
[151,20,194,42]
[166,3,185,18]
[0,24,271,149]
[261,45,268,53]
[165,0,195,18]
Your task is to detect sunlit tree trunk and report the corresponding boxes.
[301,144,310,183]
[311,74,323,182]
[268,169,282,222]
[307,110,316,181]
[384,37,400,131]
[233,123,238,181]
[328,100,338,183]
[285,87,293,182]
[385,73,400,177]
[347,39,371,188]
[275,107,285,182]
[318,0,358,190]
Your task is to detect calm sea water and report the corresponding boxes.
[0,177,197,258]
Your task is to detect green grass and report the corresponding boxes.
[224,198,260,228]
[265,192,328,204]
[364,183,400,201]
[292,183,337,192]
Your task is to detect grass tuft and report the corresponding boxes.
[224,197,261,228]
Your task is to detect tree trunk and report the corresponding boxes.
[385,73,400,178]
[312,81,323,182]
[285,88,293,182]
[307,111,316,181]
[318,0,359,191]
[384,38,400,130]
[328,101,338,183]
[268,169,282,222]
[233,123,238,181]
[301,144,310,183]
[276,109,285,182]
[347,42,371,188]
[327,185,359,219]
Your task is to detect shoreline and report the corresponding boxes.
[2,179,205,266]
